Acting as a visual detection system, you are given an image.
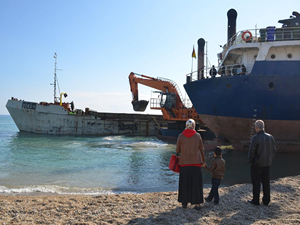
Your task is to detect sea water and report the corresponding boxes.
[0,115,300,195]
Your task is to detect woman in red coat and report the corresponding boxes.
[176,119,205,210]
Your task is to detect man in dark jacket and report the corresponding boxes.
[248,120,276,206]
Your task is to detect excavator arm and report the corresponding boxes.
[129,72,184,112]
[129,72,149,111]
[128,72,202,123]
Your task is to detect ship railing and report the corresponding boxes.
[222,27,300,55]
[222,29,259,54]
[186,63,253,82]
[218,63,252,77]
[186,71,198,82]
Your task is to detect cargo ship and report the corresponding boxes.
[6,97,167,136]
[184,9,300,152]
[6,54,166,136]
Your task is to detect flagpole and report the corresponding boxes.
[191,56,193,74]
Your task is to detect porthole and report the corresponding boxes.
[287,53,292,59]
[269,82,274,90]
[227,84,231,88]
[271,54,276,59]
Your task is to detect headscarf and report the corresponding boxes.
[182,119,196,137]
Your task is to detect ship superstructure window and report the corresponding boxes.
[287,53,292,59]
[271,54,276,59]
[218,47,259,76]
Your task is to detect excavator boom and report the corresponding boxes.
[129,72,184,111]
[128,72,201,122]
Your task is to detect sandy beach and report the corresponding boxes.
[1,175,300,224]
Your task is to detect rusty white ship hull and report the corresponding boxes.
[6,99,165,136]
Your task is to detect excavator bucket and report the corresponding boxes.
[132,100,149,112]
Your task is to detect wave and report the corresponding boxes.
[0,185,135,196]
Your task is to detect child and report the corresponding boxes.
[203,146,226,204]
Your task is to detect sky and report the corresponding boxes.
[0,0,298,115]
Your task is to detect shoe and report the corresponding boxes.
[182,204,187,209]
[214,201,219,205]
[262,197,270,206]
[205,197,212,202]
[247,200,259,206]
[194,205,201,210]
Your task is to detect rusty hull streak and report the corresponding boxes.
[199,114,300,152]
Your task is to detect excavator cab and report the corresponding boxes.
[128,72,180,113]
[159,93,176,109]
[132,100,149,112]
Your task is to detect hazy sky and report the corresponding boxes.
[1,0,298,115]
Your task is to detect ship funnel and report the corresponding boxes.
[197,38,205,80]
[227,9,237,41]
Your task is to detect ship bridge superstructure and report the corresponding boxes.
[187,10,300,80]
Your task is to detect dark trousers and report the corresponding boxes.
[206,178,222,204]
[251,165,270,205]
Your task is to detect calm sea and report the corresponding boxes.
[1,115,300,195]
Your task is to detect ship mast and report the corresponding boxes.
[53,52,58,103]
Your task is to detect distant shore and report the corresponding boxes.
[1,175,299,224]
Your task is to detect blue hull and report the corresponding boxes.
[184,61,300,151]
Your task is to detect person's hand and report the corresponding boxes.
[202,163,206,167]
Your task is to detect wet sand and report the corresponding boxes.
[1,175,299,224]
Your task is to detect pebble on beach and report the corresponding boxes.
[0,175,300,224]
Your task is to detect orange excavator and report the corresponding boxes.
[128,72,202,123]
[128,72,222,147]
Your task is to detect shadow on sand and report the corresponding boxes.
[126,180,297,225]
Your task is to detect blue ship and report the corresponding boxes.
[184,9,300,152]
